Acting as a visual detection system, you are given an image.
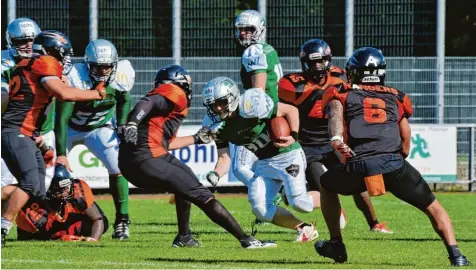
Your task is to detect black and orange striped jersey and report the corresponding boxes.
[2,55,62,137]
[278,71,346,154]
[127,84,188,162]
[322,83,413,161]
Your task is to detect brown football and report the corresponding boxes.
[268,116,291,142]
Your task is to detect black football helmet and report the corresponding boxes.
[47,164,73,201]
[33,30,74,74]
[346,47,386,85]
[299,39,332,81]
[154,64,193,107]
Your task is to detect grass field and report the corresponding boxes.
[2,193,475,269]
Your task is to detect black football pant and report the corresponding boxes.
[1,130,46,200]
[321,160,435,211]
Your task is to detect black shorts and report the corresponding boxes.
[119,152,214,206]
[305,151,340,192]
[1,130,46,199]
[321,161,435,211]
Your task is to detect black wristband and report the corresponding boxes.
[193,134,201,144]
[291,131,299,141]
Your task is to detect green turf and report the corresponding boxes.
[2,193,475,269]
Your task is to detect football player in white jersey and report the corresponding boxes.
[57,39,134,240]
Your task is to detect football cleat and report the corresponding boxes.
[112,216,130,240]
[449,255,471,267]
[1,228,7,248]
[296,222,318,242]
[171,233,201,248]
[314,239,348,263]
[240,236,277,249]
[371,222,393,234]
[340,209,347,230]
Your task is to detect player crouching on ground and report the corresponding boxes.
[16,164,108,242]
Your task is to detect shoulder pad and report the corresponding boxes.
[67,62,93,90]
[31,56,62,78]
[239,88,274,119]
[242,44,268,72]
[110,60,135,92]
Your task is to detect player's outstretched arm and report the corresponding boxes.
[206,146,230,186]
[169,126,212,150]
[42,78,105,102]
[328,100,354,159]
[83,203,105,241]
[399,117,411,158]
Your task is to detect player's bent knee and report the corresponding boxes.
[251,204,276,223]
[288,194,314,213]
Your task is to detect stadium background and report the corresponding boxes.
[2,0,475,183]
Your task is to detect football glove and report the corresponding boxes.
[206,171,220,187]
[193,126,213,144]
[121,122,138,145]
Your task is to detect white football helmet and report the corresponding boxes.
[85,39,118,83]
[234,10,266,47]
[6,18,41,58]
[202,77,240,122]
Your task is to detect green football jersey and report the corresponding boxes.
[204,91,300,160]
[240,43,283,102]
[65,60,134,131]
[1,50,54,134]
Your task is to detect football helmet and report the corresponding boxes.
[346,47,386,85]
[155,64,193,107]
[234,10,266,47]
[6,18,41,58]
[202,77,240,122]
[33,30,74,75]
[300,39,332,81]
[85,39,119,83]
[47,164,73,201]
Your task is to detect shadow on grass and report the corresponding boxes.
[146,257,416,267]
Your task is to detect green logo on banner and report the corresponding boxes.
[410,134,430,159]
[79,149,105,168]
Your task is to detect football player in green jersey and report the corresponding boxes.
[56,39,134,240]
[202,77,319,243]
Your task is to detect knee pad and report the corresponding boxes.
[288,193,314,213]
[232,166,254,187]
[251,204,277,223]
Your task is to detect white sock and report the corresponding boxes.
[1,217,13,234]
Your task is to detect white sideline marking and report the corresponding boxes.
[2,259,229,269]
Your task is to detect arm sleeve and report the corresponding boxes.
[128,94,174,125]
[55,100,75,156]
[115,91,131,125]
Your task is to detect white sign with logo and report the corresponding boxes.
[68,124,459,188]
[407,124,457,182]
[68,125,243,189]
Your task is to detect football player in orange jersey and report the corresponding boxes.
[1,30,106,247]
[16,164,108,242]
[278,39,392,233]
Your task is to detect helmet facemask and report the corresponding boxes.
[204,93,238,122]
[9,38,35,58]
[88,62,117,83]
[302,56,331,82]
